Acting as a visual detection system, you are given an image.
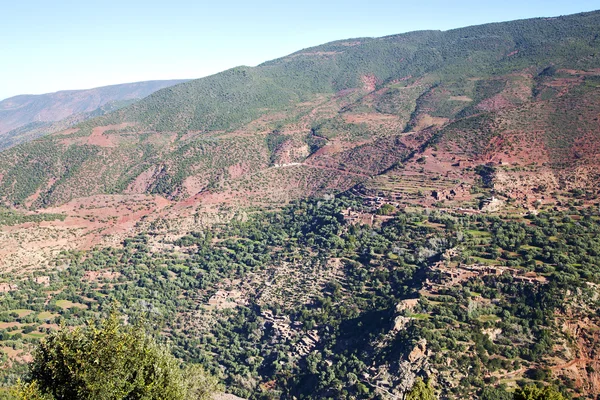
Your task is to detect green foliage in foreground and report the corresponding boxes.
[0,196,598,398]
[480,385,566,400]
[406,378,436,400]
[14,313,219,400]
[514,385,566,400]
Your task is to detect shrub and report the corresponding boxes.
[406,378,436,400]
[514,385,566,400]
[15,313,219,400]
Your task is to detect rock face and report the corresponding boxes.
[408,339,428,363]
[213,394,246,400]
[555,309,600,397]
[393,315,413,331]
[373,340,433,399]
[372,307,435,399]
[396,298,419,313]
[480,196,504,212]
[393,298,419,330]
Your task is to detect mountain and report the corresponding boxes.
[0,79,189,149]
[0,11,599,210]
[0,99,140,151]
[0,10,599,399]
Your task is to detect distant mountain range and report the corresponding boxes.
[0,79,188,150]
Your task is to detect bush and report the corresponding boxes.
[406,378,436,400]
[21,327,35,335]
[15,313,220,400]
[377,204,396,215]
[514,385,566,400]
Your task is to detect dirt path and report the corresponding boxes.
[552,358,588,371]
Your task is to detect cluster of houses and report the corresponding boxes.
[426,261,547,293]
[261,309,320,357]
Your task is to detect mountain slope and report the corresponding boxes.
[96,10,600,133]
[0,79,189,149]
[0,11,599,210]
[0,99,141,151]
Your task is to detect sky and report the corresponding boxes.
[1,0,598,101]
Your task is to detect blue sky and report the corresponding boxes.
[1,0,598,100]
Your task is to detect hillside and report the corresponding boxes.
[1,196,599,399]
[0,10,599,400]
[0,99,140,151]
[0,79,188,149]
[0,11,599,210]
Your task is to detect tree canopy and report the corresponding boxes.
[406,378,436,400]
[514,385,566,400]
[15,312,219,400]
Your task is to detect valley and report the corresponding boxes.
[1,9,600,399]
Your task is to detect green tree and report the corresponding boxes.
[405,378,436,400]
[0,389,20,400]
[12,382,49,400]
[480,386,513,400]
[377,204,396,216]
[15,313,219,400]
[514,385,566,400]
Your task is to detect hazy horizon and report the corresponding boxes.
[1,0,598,101]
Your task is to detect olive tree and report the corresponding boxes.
[15,313,219,400]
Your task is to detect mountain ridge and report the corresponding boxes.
[1,10,599,210]
[85,9,600,134]
[0,79,189,149]
[1,79,192,102]
[0,11,599,213]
